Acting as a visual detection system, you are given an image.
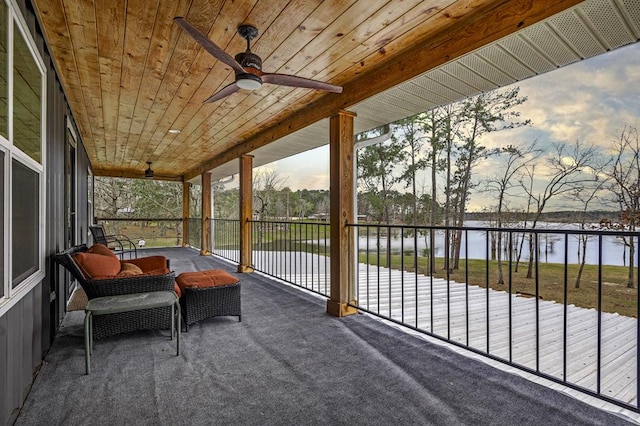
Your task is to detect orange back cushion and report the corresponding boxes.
[87,243,116,258]
[74,246,121,278]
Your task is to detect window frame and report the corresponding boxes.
[1,148,6,300]
[0,0,47,315]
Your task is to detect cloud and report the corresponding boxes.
[254,164,277,174]
[296,173,330,190]
[267,145,330,191]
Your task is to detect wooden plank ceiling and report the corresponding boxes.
[32,0,583,181]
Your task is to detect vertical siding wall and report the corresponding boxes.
[0,1,90,424]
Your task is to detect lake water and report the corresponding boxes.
[356,221,636,267]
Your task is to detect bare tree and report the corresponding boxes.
[602,126,640,288]
[569,172,608,289]
[253,169,288,220]
[483,141,541,284]
[519,140,599,279]
[94,177,133,218]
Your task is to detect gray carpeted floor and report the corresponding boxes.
[16,248,634,425]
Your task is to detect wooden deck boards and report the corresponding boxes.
[249,250,638,409]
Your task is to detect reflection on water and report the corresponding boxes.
[356,221,634,267]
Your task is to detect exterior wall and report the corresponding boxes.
[1,1,90,424]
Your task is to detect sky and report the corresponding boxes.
[232,41,640,212]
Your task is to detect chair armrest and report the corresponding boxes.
[53,244,90,282]
[82,271,175,299]
[123,256,168,272]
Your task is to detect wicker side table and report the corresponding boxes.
[176,270,241,331]
[84,291,180,374]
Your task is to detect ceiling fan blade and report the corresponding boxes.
[204,82,240,103]
[174,17,245,75]
[262,73,343,93]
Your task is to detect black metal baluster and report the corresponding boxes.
[415,227,419,329]
[442,229,448,335]
[377,228,381,314]
[636,234,639,411]
[563,233,568,383]
[367,226,371,309]
[465,228,470,347]
[401,226,405,323]
[508,231,513,362]
[597,234,603,395]
[486,230,490,354]
[535,232,540,373]
[388,225,392,319]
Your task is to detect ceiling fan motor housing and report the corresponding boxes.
[235,51,262,71]
[145,161,154,179]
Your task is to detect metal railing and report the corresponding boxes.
[347,222,639,413]
[98,216,640,411]
[211,219,240,263]
[96,218,183,248]
[185,218,201,248]
[249,219,331,297]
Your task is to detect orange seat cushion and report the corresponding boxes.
[176,270,239,290]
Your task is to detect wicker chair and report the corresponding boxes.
[54,244,176,339]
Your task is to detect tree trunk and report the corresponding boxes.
[575,235,587,289]
[628,237,635,289]
[490,231,497,260]
[526,233,535,279]
[496,230,504,285]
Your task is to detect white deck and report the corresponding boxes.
[224,249,638,417]
[353,263,638,408]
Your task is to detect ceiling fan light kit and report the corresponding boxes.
[236,73,262,90]
[174,18,342,103]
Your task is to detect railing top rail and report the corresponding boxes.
[96,217,183,222]
[346,222,640,237]
[248,219,330,226]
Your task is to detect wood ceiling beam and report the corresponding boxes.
[184,0,583,181]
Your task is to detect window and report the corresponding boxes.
[0,3,45,312]
[0,4,7,139]
[13,21,41,164]
[88,166,93,231]
[11,159,38,287]
[0,150,4,298]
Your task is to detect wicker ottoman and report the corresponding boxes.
[176,270,241,331]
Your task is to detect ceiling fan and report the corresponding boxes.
[144,161,154,179]
[174,17,343,103]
